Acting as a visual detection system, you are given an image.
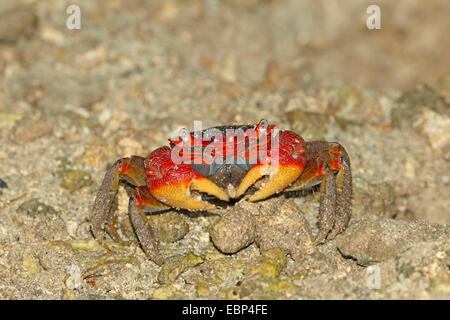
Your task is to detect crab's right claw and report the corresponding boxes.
[145,146,229,210]
[235,163,304,201]
[235,130,306,201]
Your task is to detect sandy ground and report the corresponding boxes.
[0,0,449,299]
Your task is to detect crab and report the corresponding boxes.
[91,120,352,265]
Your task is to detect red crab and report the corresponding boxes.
[91,120,352,265]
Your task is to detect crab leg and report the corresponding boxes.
[326,143,352,239]
[287,141,352,243]
[286,156,337,244]
[315,164,337,244]
[91,155,167,243]
[92,157,137,242]
[285,158,324,192]
[128,186,165,265]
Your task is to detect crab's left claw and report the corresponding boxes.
[236,130,306,201]
[145,146,229,211]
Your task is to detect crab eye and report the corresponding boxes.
[116,159,124,171]
[257,119,269,134]
[258,119,268,131]
[179,128,192,145]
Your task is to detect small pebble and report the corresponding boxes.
[23,254,40,276]
[210,208,256,254]
[58,169,92,193]
[17,198,57,217]
[0,178,7,195]
[147,212,189,243]
[158,253,204,284]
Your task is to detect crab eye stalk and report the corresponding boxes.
[179,128,193,145]
[255,119,276,139]
[256,119,269,133]
[169,128,194,146]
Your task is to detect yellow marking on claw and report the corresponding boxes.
[150,177,229,211]
[236,164,303,201]
[191,177,230,202]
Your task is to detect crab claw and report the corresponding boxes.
[145,146,229,210]
[235,130,306,201]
